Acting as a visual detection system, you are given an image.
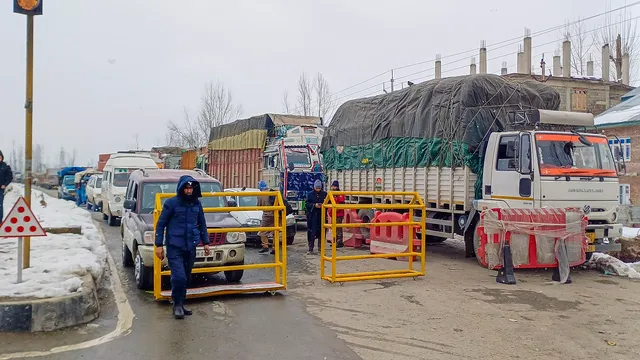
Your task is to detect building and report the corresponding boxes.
[502,73,632,116]
[595,90,640,204]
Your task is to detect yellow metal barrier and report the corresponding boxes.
[320,191,427,283]
[152,191,287,301]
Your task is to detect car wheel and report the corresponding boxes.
[122,241,133,267]
[224,262,244,283]
[108,214,118,227]
[134,252,153,290]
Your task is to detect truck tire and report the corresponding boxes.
[425,212,451,243]
[357,209,375,239]
[224,261,244,283]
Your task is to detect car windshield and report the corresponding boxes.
[113,173,130,187]
[535,134,616,177]
[64,177,75,185]
[285,147,311,167]
[140,181,223,214]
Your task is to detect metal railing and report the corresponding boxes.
[320,191,427,283]
[152,191,287,301]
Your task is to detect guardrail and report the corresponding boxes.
[320,191,427,283]
[152,191,287,301]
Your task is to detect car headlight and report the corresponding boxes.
[246,218,261,226]
[610,212,617,223]
[226,232,246,243]
[143,231,155,244]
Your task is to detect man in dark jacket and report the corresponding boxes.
[305,179,327,255]
[154,175,210,319]
[0,150,14,221]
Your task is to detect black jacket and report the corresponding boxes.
[0,161,12,188]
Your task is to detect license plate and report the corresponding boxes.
[196,250,207,258]
[586,232,596,243]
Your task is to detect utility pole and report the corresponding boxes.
[14,0,43,269]
[390,69,395,92]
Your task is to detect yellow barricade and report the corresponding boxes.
[152,191,287,301]
[321,191,426,283]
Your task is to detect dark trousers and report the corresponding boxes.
[307,214,322,251]
[167,245,196,306]
[0,191,4,221]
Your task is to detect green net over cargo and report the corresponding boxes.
[320,74,561,199]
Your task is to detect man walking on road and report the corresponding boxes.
[154,175,211,319]
[306,180,327,255]
[257,180,274,255]
[0,151,14,221]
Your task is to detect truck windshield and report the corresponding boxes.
[64,177,75,186]
[535,134,616,177]
[141,181,223,214]
[285,147,311,167]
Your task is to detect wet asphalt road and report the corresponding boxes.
[1,192,362,360]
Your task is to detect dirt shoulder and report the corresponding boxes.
[289,239,640,360]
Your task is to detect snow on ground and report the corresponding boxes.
[588,253,640,280]
[622,227,640,239]
[0,184,106,299]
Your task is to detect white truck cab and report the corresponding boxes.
[101,152,159,226]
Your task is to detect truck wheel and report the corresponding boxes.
[122,241,134,268]
[357,209,375,239]
[134,252,153,290]
[224,262,244,283]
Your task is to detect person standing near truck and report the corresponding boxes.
[306,180,327,254]
[0,150,14,221]
[154,175,211,319]
[330,180,345,248]
[257,180,274,255]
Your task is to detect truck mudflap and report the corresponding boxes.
[586,223,623,253]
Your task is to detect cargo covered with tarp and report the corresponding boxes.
[209,113,321,150]
[320,74,561,198]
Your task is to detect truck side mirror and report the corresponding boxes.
[123,199,136,211]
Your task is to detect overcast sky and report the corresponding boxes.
[0,0,636,167]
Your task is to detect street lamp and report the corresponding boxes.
[14,0,43,268]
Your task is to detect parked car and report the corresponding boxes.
[58,175,77,200]
[86,174,103,211]
[121,169,246,290]
[224,187,297,246]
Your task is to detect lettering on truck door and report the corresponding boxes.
[490,134,534,208]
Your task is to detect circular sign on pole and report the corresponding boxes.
[18,0,40,11]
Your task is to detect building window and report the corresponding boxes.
[620,184,631,205]
[608,137,631,161]
[571,89,587,112]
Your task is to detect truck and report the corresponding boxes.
[321,74,623,264]
[209,113,324,221]
[57,167,86,200]
[40,168,62,189]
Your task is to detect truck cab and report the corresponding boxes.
[471,110,623,258]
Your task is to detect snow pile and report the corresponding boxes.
[588,252,640,280]
[0,184,106,299]
[594,104,640,125]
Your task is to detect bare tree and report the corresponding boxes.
[561,18,595,75]
[134,133,140,150]
[33,144,44,173]
[297,72,313,116]
[282,90,291,114]
[313,72,334,125]
[68,149,77,166]
[10,141,17,169]
[58,146,66,167]
[595,5,639,82]
[16,145,24,173]
[167,81,242,150]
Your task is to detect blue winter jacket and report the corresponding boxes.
[154,175,210,251]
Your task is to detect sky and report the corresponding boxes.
[0,0,637,168]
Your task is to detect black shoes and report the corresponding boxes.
[336,241,344,248]
[259,248,270,254]
[173,306,185,320]
[182,306,193,316]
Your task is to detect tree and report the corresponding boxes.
[10,141,17,169]
[33,144,45,173]
[282,90,291,114]
[68,149,77,166]
[313,72,334,124]
[58,146,67,167]
[167,81,242,149]
[16,145,24,173]
[594,5,639,82]
[296,72,312,116]
[560,18,594,75]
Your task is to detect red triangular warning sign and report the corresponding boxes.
[0,197,47,238]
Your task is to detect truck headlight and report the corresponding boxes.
[226,232,246,243]
[246,218,261,226]
[610,212,617,223]
[143,231,155,244]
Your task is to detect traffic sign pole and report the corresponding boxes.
[23,13,35,269]
[17,237,23,283]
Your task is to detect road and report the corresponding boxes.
[3,187,640,359]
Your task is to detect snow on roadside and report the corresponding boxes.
[622,227,640,240]
[0,184,106,299]
[588,252,640,280]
